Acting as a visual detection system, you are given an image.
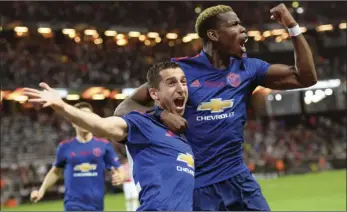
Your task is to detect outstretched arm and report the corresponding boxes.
[264,4,317,90]
[24,83,128,142]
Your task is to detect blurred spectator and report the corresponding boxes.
[1,2,346,89]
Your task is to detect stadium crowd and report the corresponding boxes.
[2,2,346,29]
[1,30,346,89]
[1,1,346,89]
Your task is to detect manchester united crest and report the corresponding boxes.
[93,147,102,157]
[226,73,241,87]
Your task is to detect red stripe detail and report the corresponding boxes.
[173,56,189,61]
[173,53,200,62]
[191,53,200,59]
[133,110,145,114]
[94,137,109,144]
[59,138,75,145]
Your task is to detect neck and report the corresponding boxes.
[203,42,231,70]
[154,102,179,116]
[155,101,164,111]
[76,131,93,143]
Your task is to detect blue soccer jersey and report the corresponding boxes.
[172,51,270,188]
[122,111,195,211]
[54,137,121,211]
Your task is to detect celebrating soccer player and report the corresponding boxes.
[29,102,125,211]
[24,61,194,211]
[114,4,317,211]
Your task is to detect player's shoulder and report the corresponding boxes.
[171,53,201,64]
[124,110,159,129]
[124,110,150,119]
[59,138,75,146]
[93,137,110,144]
[243,56,269,66]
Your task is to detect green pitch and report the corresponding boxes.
[2,170,345,211]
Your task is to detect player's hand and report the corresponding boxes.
[161,110,188,134]
[30,190,44,203]
[23,82,64,109]
[270,3,298,28]
[111,167,125,186]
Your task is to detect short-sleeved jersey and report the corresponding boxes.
[123,111,194,211]
[171,51,270,188]
[54,136,121,211]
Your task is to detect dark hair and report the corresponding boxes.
[74,102,93,112]
[146,61,181,89]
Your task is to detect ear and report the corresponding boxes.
[148,88,159,101]
[207,29,219,42]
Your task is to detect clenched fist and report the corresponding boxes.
[161,110,188,135]
[30,190,44,203]
[270,3,298,28]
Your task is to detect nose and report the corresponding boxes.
[240,25,246,34]
[176,82,186,94]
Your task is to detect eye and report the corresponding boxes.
[231,21,241,27]
[168,81,175,86]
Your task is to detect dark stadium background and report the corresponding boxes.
[0,1,346,211]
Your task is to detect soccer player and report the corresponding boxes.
[24,61,195,211]
[113,4,317,211]
[29,102,125,211]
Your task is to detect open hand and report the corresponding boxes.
[111,167,125,186]
[23,82,64,109]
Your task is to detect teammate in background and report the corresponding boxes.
[24,61,195,211]
[114,4,317,211]
[122,154,139,211]
[30,102,125,211]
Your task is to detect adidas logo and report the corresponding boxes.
[190,80,201,87]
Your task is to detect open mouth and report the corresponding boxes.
[239,36,248,53]
[174,97,185,110]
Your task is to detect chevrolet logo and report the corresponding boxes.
[74,163,97,172]
[197,98,234,113]
[177,153,194,168]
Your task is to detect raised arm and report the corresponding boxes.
[114,83,153,116]
[264,4,317,90]
[24,83,128,142]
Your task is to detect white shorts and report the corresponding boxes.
[123,181,138,199]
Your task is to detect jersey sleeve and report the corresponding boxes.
[122,111,153,145]
[104,142,121,170]
[250,58,271,86]
[53,144,66,168]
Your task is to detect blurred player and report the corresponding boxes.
[24,61,195,211]
[114,4,317,211]
[30,102,125,211]
[122,149,139,211]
